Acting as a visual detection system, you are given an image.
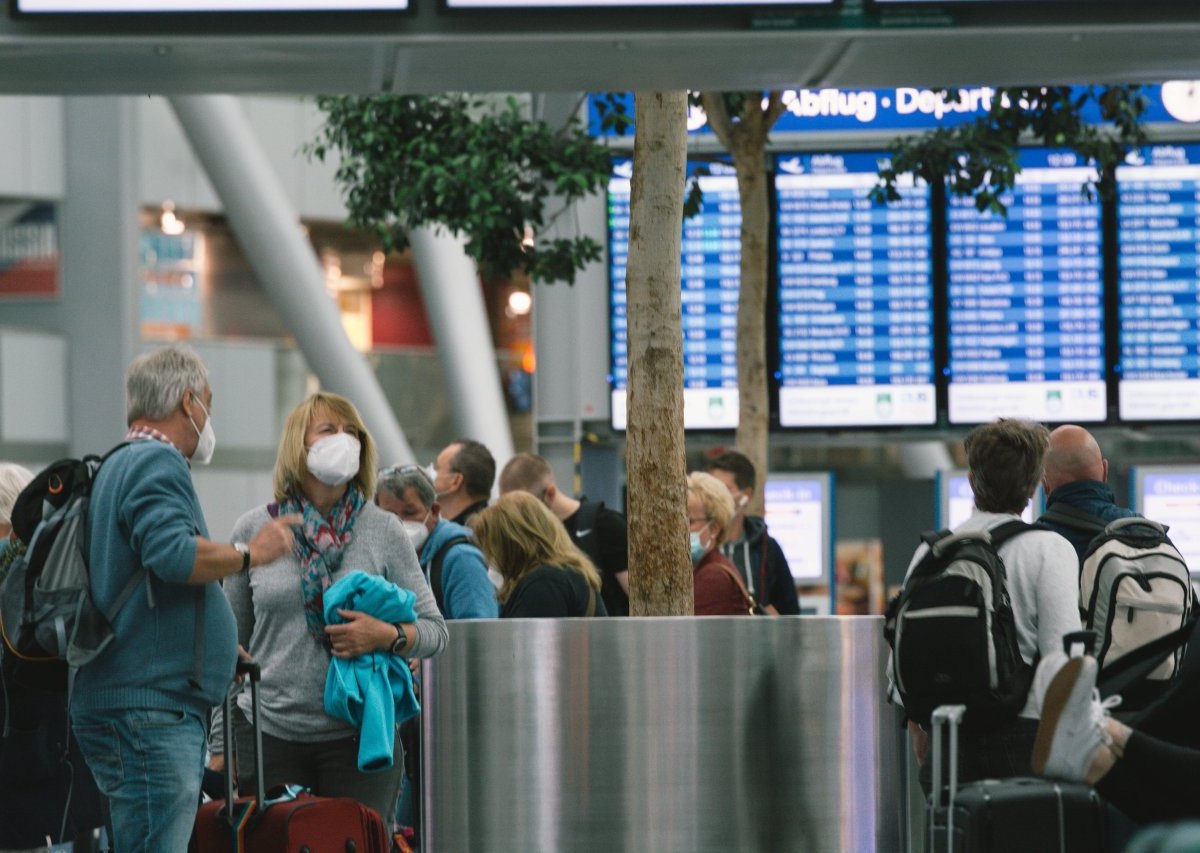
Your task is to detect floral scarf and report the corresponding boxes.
[279,486,366,641]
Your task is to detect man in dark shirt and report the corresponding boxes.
[498,453,629,616]
[429,439,495,528]
[705,450,800,615]
[1037,425,1140,561]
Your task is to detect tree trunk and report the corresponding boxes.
[626,91,692,617]
[731,146,770,516]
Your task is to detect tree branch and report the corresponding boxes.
[700,92,738,154]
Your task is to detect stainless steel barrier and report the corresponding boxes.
[422,616,902,852]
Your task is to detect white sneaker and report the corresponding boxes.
[1031,656,1120,782]
[1027,650,1071,719]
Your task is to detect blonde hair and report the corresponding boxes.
[272,392,378,503]
[470,491,602,604]
[687,471,736,548]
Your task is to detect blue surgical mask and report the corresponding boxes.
[689,531,707,564]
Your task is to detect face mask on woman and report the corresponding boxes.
[307,432,361,487]
[690,530,708,564]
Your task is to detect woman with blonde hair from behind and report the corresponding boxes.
[471,491,607,618]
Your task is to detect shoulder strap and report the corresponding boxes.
[428,535,471,611]
[712,559,758,616]
[919,529,953,547]
[1039,504,1108,536]
[585,583,596,618]
[987,519,1036,548]
[1098,616,1199,699]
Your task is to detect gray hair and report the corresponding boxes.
[126,345,209,425]
[0,462,34,527]
[377,464,436,509]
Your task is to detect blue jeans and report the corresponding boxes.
[72,707,206,853]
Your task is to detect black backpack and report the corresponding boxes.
[0,445,143,670]
[884,521,1035,731]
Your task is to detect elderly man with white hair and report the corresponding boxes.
[0,461,32,549]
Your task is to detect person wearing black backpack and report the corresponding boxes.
[499,453,629,617]
[888,418,1082,792]
[1037,424,1142,562]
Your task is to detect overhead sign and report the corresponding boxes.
[16,0,408,11]
[589,84,1198,137]
[449,0,832,5]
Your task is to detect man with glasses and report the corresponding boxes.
[376,464,497,620]
[428,439,495,528]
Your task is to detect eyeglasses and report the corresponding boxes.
[379,464,433,484]
[688,516,711,527]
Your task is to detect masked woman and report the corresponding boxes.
[688,471,755,616]
[213,392,447,827]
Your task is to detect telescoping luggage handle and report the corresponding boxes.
[929,704,966,853]
[221,659,266,839]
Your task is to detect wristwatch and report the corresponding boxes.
[390,625,408,655]
[233,542,251,574]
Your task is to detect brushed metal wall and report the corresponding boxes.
[422,616,902,852]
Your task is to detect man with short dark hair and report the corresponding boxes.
[897,418,1081,790]
[1037,424,1141,561]
[429,439,495,527]
[705,450,800,616]
[71,345,300,853]
[499,453,629,616]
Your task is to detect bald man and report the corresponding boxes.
[1037,425,1141,561]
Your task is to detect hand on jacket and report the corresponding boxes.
[325,609,401,658]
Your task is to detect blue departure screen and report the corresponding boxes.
[774,152,935,427]
[1117,144,1200,421]
[608,159,739,430]
[946,148,1106,424]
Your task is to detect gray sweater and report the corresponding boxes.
[213,502,448,748]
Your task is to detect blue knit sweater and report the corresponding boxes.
[323,571,419,772]
[73,440,237,717]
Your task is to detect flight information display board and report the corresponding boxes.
[16,0,407,9]
[609,158,739,430]
[448,0,833,5]
[936,470,1041,529]
[1133,466,1200,575]
[775,152,935,427]
[946,148,1106,424]
[1117,144,1200,421]
[763,472,833,582]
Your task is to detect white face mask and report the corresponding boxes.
[307,432,361,487]
[401,519,429,552]
[189,397,216,466]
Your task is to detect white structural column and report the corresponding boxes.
[407,226,515,473]
[168,95,414,465]
[897,441,955,478]
[62,97,140,456]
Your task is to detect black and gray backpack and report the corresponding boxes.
[885,521,1035,731]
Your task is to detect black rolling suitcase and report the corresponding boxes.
[926,704,1111,853]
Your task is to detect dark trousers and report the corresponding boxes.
[0,680,108,847]
[919,716,1039,796]
[230,704,404,831]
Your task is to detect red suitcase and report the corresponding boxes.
[191,661,391,853]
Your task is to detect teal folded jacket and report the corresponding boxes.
[323,571,420,772]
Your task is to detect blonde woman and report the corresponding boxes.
[215,392,447,826]
[471,491,606,618]
[688,471,755,616]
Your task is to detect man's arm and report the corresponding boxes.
[765,536,801,615]
[187,514,302,585]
